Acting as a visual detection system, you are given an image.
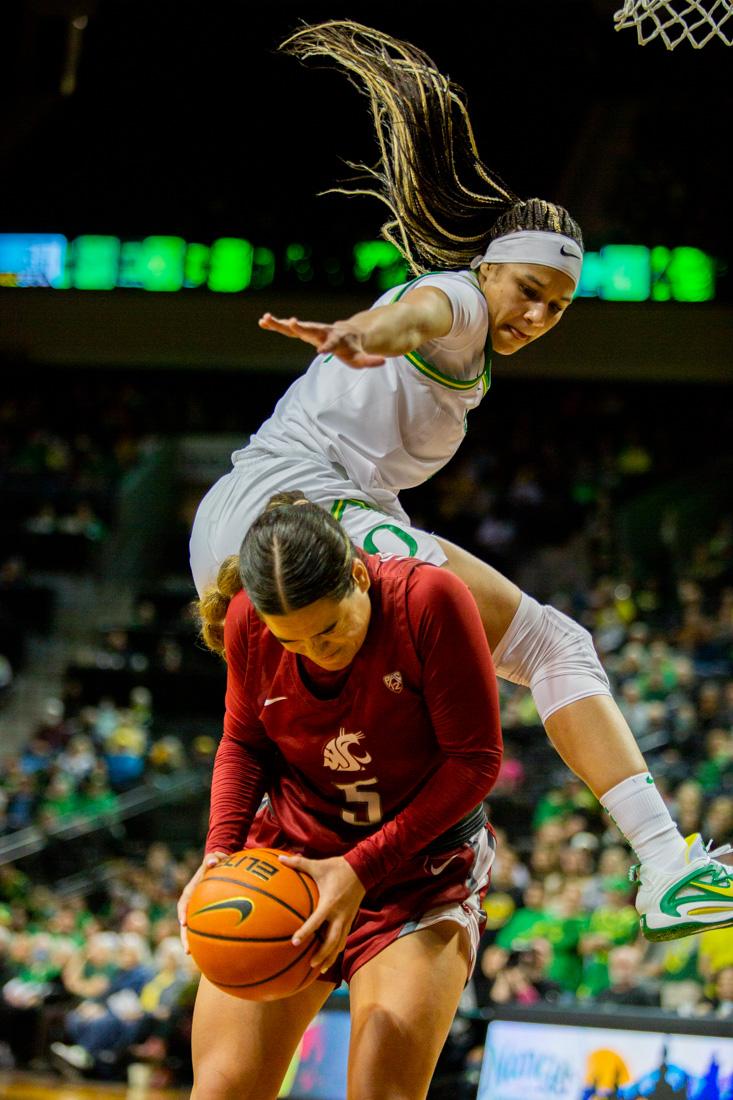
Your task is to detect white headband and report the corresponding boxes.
[470,229,583,287]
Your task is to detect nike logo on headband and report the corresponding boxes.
[560,244,582,259]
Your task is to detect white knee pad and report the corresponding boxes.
[492,592,611,724]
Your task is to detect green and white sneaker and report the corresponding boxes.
[633,834,733,942]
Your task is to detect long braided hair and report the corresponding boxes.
[281,21,583,274]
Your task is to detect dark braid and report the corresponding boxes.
[281,21,582,272]
[490,197,583,251]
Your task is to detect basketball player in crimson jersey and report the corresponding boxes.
[178,493,502,1100]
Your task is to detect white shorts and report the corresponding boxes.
[189,444,447,597]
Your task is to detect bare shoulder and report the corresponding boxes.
[397,284,454,338]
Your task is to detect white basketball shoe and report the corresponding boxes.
[634,833,733,942]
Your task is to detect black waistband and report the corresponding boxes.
[426,803,488,854]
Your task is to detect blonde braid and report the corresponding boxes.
[195,555,242,659]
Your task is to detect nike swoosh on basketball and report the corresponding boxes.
[264,696,288,706]
[193,898,254,924]
[429,853,462,876]
[560,244,581,259]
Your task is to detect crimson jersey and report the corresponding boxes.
[207,554,502,891]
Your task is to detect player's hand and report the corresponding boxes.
[278,852,366,972]
[177,850,229,954]
[258,313,386,368]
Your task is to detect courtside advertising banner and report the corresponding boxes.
[477,1020,733,1099]
[279,1009,350,1099]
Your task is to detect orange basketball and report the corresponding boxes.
[186,847,321,1001]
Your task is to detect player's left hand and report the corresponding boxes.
[278,852,366,972]
[177,850,230,953]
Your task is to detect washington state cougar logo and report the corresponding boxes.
[323,728,372,772]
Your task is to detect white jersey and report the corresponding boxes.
[242,270,491,495]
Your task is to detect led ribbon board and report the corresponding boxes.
[0,234,717,300]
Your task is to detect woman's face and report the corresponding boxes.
[479,262,575,355]
[261,559,372,670]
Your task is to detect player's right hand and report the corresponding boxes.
[258,313,386,368]
[177,851,229,954]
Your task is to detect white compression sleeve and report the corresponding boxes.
[492,592,611,724]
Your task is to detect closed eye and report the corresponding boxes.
[520,282,564,316]
[273,620,339,645]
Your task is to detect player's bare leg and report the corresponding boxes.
[190,974,335,1100]
[347,921,470,1100]
[437,537,646,790]
[437,536,733,941]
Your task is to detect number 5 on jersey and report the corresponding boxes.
[335,777,382,826]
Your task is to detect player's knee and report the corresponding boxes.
[192,1059,269,1100]
[493,593,611,723]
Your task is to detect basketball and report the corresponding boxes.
[186,847,321,1001]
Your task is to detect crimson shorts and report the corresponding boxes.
[247,811,495,985]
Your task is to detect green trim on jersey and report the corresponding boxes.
[331,498,378,522]
[390,271,491,394]
[330,499,419,558]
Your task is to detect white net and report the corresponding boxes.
[614,0,733,47]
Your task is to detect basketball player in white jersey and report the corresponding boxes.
[190,21,733,942]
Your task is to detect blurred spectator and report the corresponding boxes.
[52,937,195,1076]
[56,736,97,786]
[697,926,733,987]
[75,770,119,820]
[642,937,701,1013]
[696,965,733,1019]
[19,737,53,778]
[4,772,38,832]
[104,722,147,791]
[148,736,187,775]
[491,739,526,796]
[544,880,589,995]
[494,881,550,953]
[482,938,561,1006]
[61,932,119,1001]
[670,781,704,838]
[703,795,733,843]
[38,774,79,827]
[595,945,659,1008]
[578,877,640,999]
[695,728,733,794]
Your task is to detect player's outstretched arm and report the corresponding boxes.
[258,285,453,369]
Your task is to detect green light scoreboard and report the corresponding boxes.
[0,233,718,301]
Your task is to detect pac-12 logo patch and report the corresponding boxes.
[323,728,372,772]
[383,670,403,694]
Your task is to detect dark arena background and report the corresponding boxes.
[2,1,733,1097]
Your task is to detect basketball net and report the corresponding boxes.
[614,0,733,47]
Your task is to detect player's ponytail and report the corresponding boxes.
[196,556,242,658]
[281,22,582,272]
